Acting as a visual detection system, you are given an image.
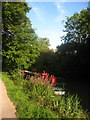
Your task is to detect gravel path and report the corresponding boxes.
[0,80,17,119]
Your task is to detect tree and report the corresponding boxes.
[31,49,58,75]
[56,42,88,79]
[56,6,90,81]
[2,2,40,72]
[61,9,90,43]
[38,37,50,51]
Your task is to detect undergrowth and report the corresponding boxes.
[2,72,89,119]
[2,72,58,118]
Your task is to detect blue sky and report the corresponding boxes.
[27,2,88,49]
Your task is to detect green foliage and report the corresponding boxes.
[2,2,90,118]
[16,72,90,118]
[56,6,90,81]
[2,2,51,73]
[54,94,87,118]
[2,2,41,72]
[17,100,58,118]
[23,76,54,107]
[2,72,58,118]
[38,37,50,51]
[32,49,59,75]
[62,9,90,43]
[2,72,89,118]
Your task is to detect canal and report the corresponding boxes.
[66,81,89,112]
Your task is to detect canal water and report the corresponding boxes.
[66,81,89,112]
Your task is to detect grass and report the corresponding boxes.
[2,72,58,118]
[2,72,89,119]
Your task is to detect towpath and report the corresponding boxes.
[0,80,17,119]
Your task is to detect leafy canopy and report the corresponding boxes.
[2,2,40,72]
[61,9,90,43]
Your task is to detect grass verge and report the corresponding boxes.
[2,72,58,118]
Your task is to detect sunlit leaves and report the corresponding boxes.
[2,2,40,72]
[62,9,90,43]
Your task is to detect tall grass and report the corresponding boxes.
[2,72,89,119]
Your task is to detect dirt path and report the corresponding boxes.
[0,80,17,119]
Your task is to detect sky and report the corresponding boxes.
[27,1,88,49]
